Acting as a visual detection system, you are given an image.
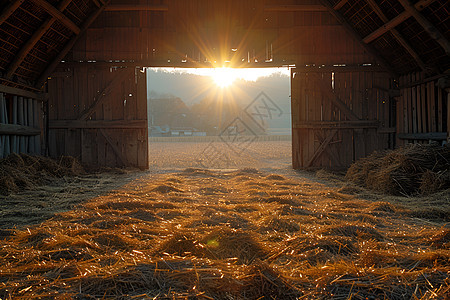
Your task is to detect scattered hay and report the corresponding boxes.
[321,224,384,241]
[0,168,449,299]
[201,228,268,264]
[367,201,397,214]
[265,174,287,181]
[0,153,85,195]
[151,184,183,193]
[346,144,450,196]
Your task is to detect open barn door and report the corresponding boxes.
[47,66,148,169]
[291,67,394,169]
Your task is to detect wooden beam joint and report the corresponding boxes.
[30,0,80,34]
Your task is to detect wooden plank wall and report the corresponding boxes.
[396,72,448,145]
[0,92,42,158]
[72,0,374,67]
[292,69,392,169]
[47,67,148,169]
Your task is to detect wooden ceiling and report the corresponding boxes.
[0,0,448,90]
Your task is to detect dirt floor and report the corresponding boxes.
[0,141,449,299]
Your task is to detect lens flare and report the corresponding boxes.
[211,67,236,88]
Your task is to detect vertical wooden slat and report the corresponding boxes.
[27,98,34,153]
[430,81,436,132]
[447,88,450,144]
[12,96,18,153]
[421,83,427,133]
[0,93,5,159]
[412,80,417,135]
[396,77,404,147]
[437,86,443,132]
[33,99,40,154]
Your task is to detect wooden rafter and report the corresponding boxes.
[5,0,74,80]
[397,0,450,56]
[0,0,24,25]
[366,0,428,72]
[30,0,80,34]
[318,0,397,77]
[36,0,111,89]
[333,0,348,10]
[363,0,437,44]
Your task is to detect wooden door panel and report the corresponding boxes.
[48,67,148,169]
[291,68,392,169]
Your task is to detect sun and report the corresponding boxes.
[211,67,236,88]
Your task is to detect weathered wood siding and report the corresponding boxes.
[72,0,375,67]
[396,72,448,145]
[0,92,42,158]
[47,67,148,169]
[291,68,393,169]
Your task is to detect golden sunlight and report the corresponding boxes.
[211,67,236,88]
[150,67,290,90]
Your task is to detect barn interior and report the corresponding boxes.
[0,0,449,299]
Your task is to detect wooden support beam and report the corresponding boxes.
[0,123,41,136]
[397,132,446,140]
[447,88,450,144]
[333,0,348,10]
[30,0,80,34]
[397,0,450,56]
[49,120,147,129]
[0,83,46,100]
[363,0,437,44]
[92,0,101,8]
[36,1,110,89]
[306,129,338,167]
[77,68,133,120]
[264,5,327,12]
[98,129,127,166]
[0,0,24,25]
[104,4,168,11]
[5,0,73,80]
[366,0,428,72]
[294,120,379,129]
[318,0,397,77]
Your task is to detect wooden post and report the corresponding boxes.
[447,88,450,145]
[12,96,18,153]
[0,93,4,158]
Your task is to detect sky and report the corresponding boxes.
[146,67,292,130]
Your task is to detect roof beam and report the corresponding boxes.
[5,0,74,80]
[318,0,397,77]
[30,0,80,34]
[366,0,428,72]
[333,0,349,10]
[104,4,168,11]
[0,0,24,25]
[36,1,110,89]
[264,5,327,12]
[363,0,436,43]
[397,0,450,56]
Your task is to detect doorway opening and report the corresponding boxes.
[146,67,292,171]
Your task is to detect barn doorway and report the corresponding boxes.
[146,67,292,171]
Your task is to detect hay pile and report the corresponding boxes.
[0,153,85,195]
[1,169,449,299]
[346,144,450,196]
